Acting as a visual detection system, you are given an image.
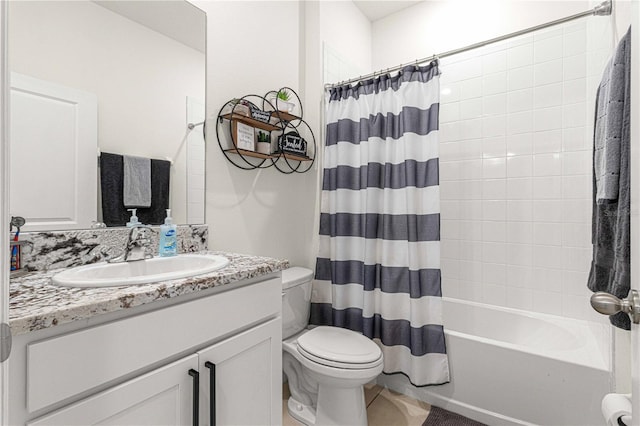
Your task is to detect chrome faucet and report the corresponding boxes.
[109,224,156,263]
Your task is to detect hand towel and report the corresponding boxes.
[587,27,631,330]
[123,155,151,208]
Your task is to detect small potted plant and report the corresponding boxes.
[256,130,271,154]
[273,89,295,113]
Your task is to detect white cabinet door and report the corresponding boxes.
[198,318,282,426]
[27,354,198,426]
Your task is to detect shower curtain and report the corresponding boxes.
[310,62,450,386]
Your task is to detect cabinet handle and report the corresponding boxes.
[205,361,216,426]
[188,369,200,426]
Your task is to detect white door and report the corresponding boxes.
[0,1,10,425]
[9,72,97,231]
[27,354,199,426]
[197,319,282,426]
[631,1,640,424]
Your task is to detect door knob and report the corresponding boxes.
[590,290,640,324]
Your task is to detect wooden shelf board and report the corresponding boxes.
[282,153,313,162]
[270,111,300,122]
[221,113,280,131]
[224,148,273,160]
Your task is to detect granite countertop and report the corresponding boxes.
[9,251,289,336]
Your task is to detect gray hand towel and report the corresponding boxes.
[123,155,151,208]
[588,27,631,330]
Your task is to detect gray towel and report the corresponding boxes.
[587,27,631,330]
[123,155,151,208]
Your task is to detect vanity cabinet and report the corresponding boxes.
[9,275,283,426]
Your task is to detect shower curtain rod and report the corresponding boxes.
[325,0,612,89]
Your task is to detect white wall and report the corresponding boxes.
[9,1,205,225]
[196,1,320,267]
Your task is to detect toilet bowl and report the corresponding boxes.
[281,267,383,426]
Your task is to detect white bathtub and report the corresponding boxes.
[378,298,611,426]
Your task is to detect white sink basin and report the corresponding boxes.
[52,254,230,288]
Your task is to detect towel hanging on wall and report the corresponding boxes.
[100,152,171,226]
[123,155,151,208]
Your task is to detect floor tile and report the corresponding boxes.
[367,388,431,426]
[364,381,384,406]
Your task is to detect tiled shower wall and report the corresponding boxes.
[439,19,614,321]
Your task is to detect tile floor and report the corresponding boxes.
[283,382,432,426]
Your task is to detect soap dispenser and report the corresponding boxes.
[126,209,141,227]
[158,209,177,257]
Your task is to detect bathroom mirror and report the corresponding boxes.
[8,0,206,231]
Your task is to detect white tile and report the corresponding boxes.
[508,66,534,90]
[482,178,506,199]
[533,290,562,316]
[439,161,461,181]
[562,175,590,199]
[562,223,590,247]
[507,43,533,69]
[458,280,483,302]
[483,263,506,285]
[534,27,563,41]
[508,34,533,48]
[533,200,563,222]
[562,270,589,296]
[533,222,562,246]
[533,107,562,132]
[506,287,533,310]
[534,83,562,109]
[482,157,506,179]
[440,180,462,199]
[483,93,507,116]
[507,177,533,200]
[533,176,562,199]
[533,153,561,176]
[532,267,563,293]
[507,111,533,135]
[507,155,532,178]
[506,133,533,156]
[562,151,590,175]
[458,139,483,159]
[562,127,589,151]
[439,102,460,123]
[506,243,533,266]
[562,199,591,223]
[482,136,506,158]
[533,130,562,154]
[459,77,483,99]
[507,200,533,221]
[441,83,461,103]
[482,221,506,242]
[534,35,563,63]
[441,239,461,258]
[460,118,483,140]
[460,220,483,240]
[562,293,591,320]
[562,102,587,128]
[563,78,586,104]
[440,142,463,161]
[533,245,563,269]
[507,89,533,113]
[563,54,587,80]
[460,240,483,261]
[441,200,461,220]
[483,50,507,74]
[563,20,586,34]
[445,57,482,82]
[482,200,506,221]
[507,221,533,244]
[460,181,483,201]
[460,200,483,220]
[562,246,591,271]
[563,29,587,56]
[507,264,534,288]
[483,283,507,306]
[442,278,461,298]
[482,242,507,264]
[534,59,563,86]
[441,220,461,240]
[440,122,461,143]
[460,98,483,120]
[459,260,483,281]
[483,72,507,96]
[482,115,506,137]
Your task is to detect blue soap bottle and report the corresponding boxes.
[158,209,177,257]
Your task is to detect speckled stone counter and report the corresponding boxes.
[9,251,289,336]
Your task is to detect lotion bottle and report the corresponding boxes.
[158,209,177,257]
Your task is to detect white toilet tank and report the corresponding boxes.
[282,267,314,340]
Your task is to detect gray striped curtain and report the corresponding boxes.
[310,63,450,386]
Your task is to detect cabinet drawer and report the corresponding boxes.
[27,277,280,412]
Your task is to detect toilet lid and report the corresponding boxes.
[297,326,382,369]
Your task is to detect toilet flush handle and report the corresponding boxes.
[590,290,640,324]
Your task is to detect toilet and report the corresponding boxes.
[281,267,383,426]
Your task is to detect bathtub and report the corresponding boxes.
[377,298,611,426]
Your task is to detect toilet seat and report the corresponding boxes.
[297,326,382,370]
